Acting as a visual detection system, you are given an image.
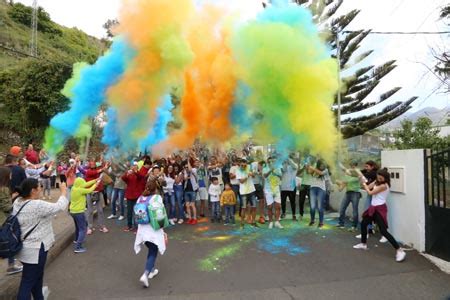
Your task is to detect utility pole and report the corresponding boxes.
[30,0,38,57]
[336,32,342,162]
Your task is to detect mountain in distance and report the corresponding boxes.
[381,106,449,129]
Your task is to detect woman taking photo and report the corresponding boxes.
[13,178,68,299]
[134,179,168,288]
[353,169,406,262]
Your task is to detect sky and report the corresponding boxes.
[16,0,449,115]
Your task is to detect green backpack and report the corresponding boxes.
[147,195,170,230]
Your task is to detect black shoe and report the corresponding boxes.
[200,214,205,218]
[281,213,286,219]
[293,216,298,221]
[211,219,215,223]
[309,221,315,226]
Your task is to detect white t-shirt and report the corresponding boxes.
[163,175,175,194]
[236,166,255,195]
[229,165,239,185]
[208,184,221,202]
[372,185,390,206]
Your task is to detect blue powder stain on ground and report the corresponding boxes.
[258,237,309,255]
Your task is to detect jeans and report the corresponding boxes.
[361,211,399,249]
[231,184,241,209]
[111,188,125,217]
[127,199,137,229]
[174,185,184,220]
[105,184,113,204]
[71,213,87,248]
[338,191,361,227]
[310,187,325,224]
[211,202,220,221]
[86,192,105,228]
[41,178,51,197]
[224,205,235,223]
[298,185,310,217]
[17,243,47,300]
[144,242,158,273]
[281,189,296,216]
[164,192,176,219]
[184,191,196,203]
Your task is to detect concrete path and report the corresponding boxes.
[43,211,450,300]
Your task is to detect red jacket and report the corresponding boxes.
[138,166,150,193]
[122,172,142,200]
[25,150,39,164]
[85,168,103,192]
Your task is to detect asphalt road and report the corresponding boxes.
[44,211,450,300]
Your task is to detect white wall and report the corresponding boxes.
[329,149,426,251]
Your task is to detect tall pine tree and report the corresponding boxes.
[292,0,418,138]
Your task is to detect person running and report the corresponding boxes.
[14,179,68,300]
[220,183,237,225]
[263,157,284,229]
[307,159,328,228]
[70,177,99,253]
[208,177,221,223]
[280,156,298,221]
[236,158,256,228]
[353,169,406,262]
[134,180,168,288]
[336,161,362,231]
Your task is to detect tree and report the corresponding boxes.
[431,4,449,94]
[292,0,418,138]
[103,19,119,39]
[0,59,72,142]
[394,117,449,151]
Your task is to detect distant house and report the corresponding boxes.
[346,131,396,153]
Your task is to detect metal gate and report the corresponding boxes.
[424,148,450,261]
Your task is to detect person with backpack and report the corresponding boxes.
[134,179,168,288]
[12,178,68,300]
[0,166,23,275]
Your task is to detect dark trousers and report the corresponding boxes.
[144,242,158,273]
[71,212,87,249]
[361,211,399,249]
[127,199,137,229]
[17,243,47,300]
[281,190,296,216]
[298,185,310,217]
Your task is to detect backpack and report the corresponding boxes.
[147,195,169,230]
[0,201,39,259]
[134,196,151,225]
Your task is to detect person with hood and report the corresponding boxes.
[70,177,99,253]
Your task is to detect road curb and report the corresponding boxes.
[0,222,74,300]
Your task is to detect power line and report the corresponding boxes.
[343,30,450,35]
[0,43,72,67]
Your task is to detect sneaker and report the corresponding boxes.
[280,213,286,219]
[42,286,50,300]
[177,219,184,224]
[99,227,109,233]
[123,227,132,232]
[380,236,388,243]
[74,247,87,253]
[336,224,345,229]
[86,228,93,235]
[6,265,23,275]
[348,227,357,232]
[187,218,193,224]
[259,216,265,224]
[107,214,117,219]
[308,221,315,226]
[268,222,274,229]
[118,215,125,221]
[139,273,149,288]
[292,215,298,222]
[353,243,368,250]
[356,234,369,239]
[251,223,259,228]
[318,223,324,228]
[274,221,284,229]
[148,268,159,279]
[169,219,175,225]
[210,219,215,223]
[200,214,205,218]
[191,219,198,225]
[396,249,406,262]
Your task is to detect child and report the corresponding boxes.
[208,177,221,223]
[220,183,237,225]
[69,177,99,253]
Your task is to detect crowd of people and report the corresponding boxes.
[0,142,406,297]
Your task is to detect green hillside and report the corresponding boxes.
[0,0,108,147]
